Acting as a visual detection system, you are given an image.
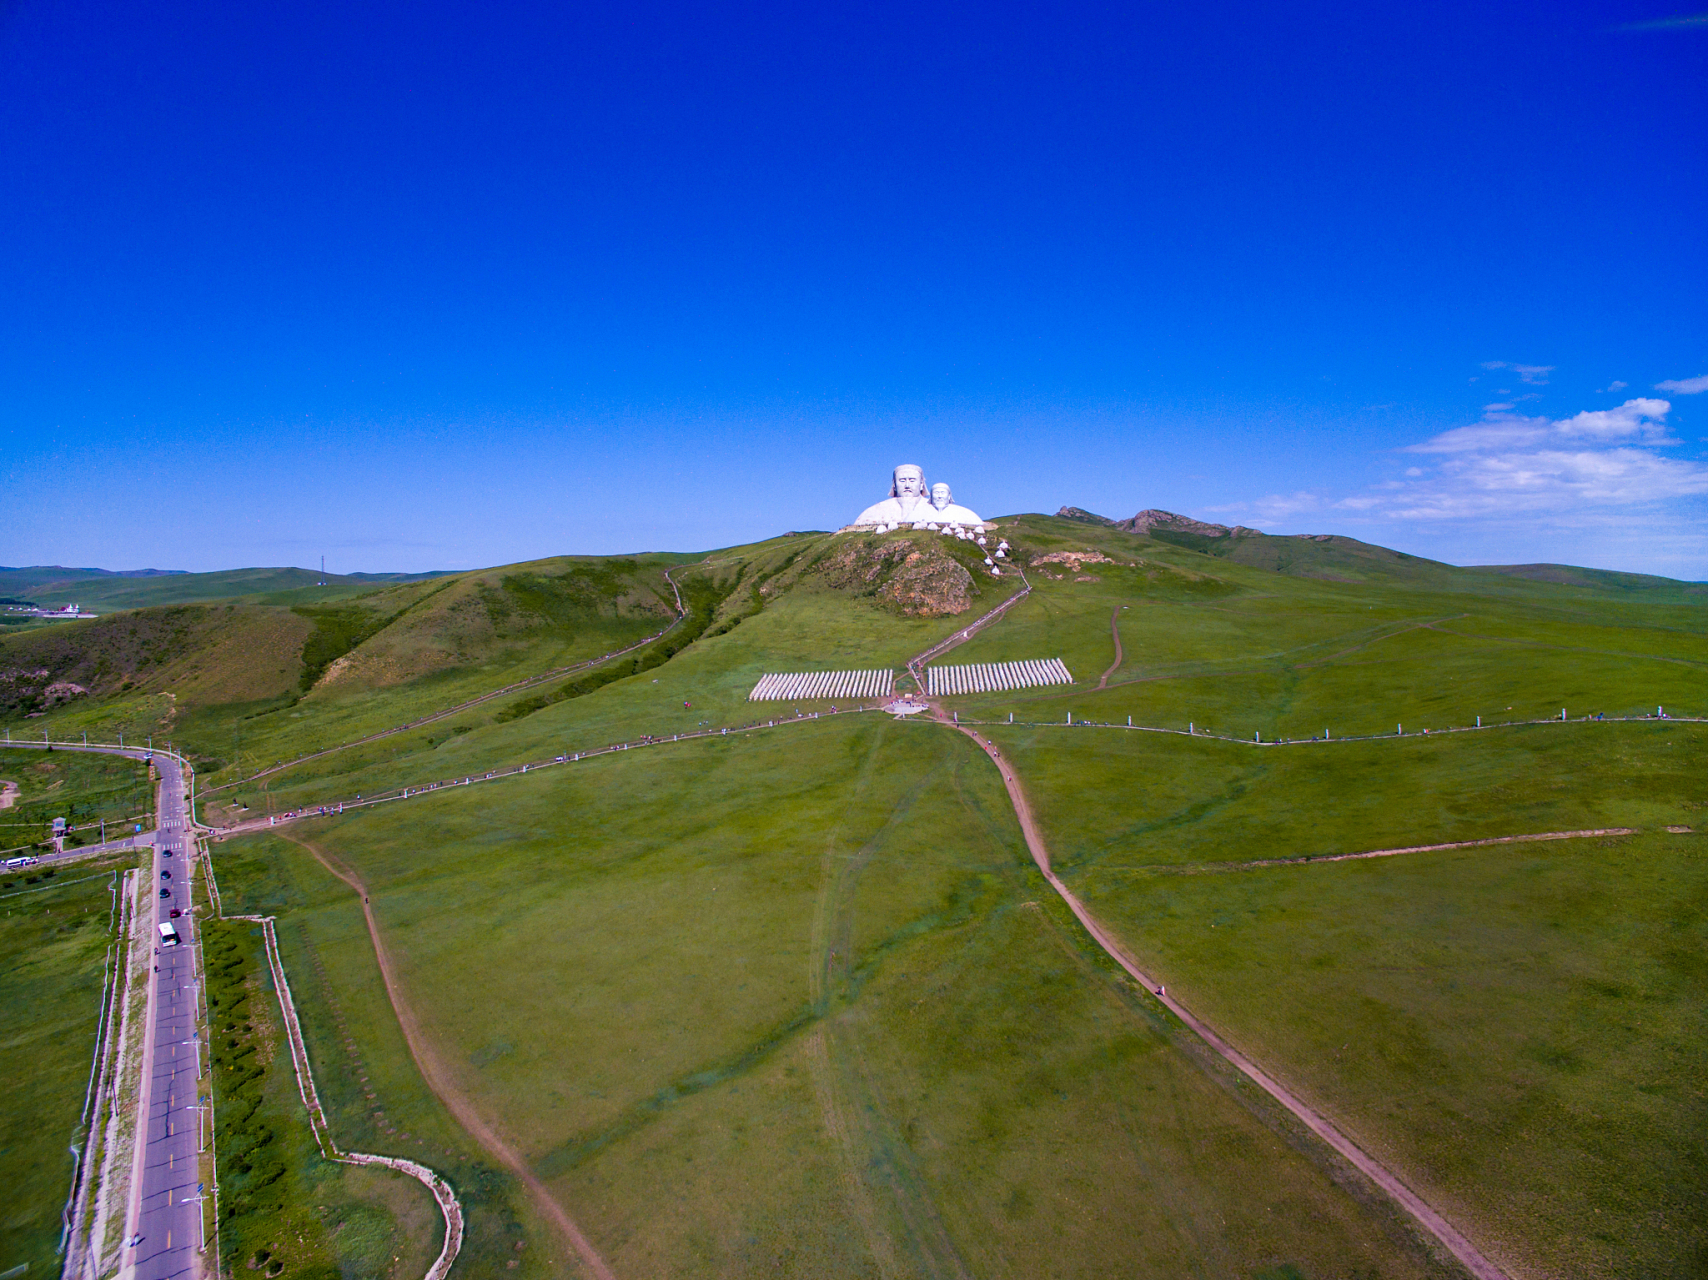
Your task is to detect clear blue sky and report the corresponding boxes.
[3,1,1704,576]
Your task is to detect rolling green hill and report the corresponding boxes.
[4,516,1704,1278]
[0,564,448,612]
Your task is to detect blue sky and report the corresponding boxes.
[2,1,1705,576]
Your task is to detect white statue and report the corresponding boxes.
[927,482,986,527]
[855,464,935,527]
[849,465,990,530]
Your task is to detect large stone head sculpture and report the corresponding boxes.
[891,464,926,499]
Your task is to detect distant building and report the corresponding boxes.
[5,603,98,619]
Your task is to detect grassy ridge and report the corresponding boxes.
[0,566,441,612]
[0,863,126,1271]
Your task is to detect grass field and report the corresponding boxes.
[9,515,1706,1275]
[203,917,442,1280]
[212,835,559,1280]
[982,720,1703,874]
[1054,829,1708,1279]
[0,747,151,850]
[976,721,1706,1278]
[213,721,1458,1278]
[0,858,130,1272]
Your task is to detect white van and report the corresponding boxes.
[158,922,181,947]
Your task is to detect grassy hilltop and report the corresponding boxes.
[2,513,1703,1279]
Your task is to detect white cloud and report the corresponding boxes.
[1383,397,1706,519]
[1600,380,1628,393]
[1204,491,1322,524]
[1481,360,1554,385]
[1656,374,1708,395]
[1408,398,1674,454]
[1618,12,1708,30]
[1386,447,1708,519]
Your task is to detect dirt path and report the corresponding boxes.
[939,714,1510,1280]
[904,568,1033,690]
[0,779,17,809]
[1097,608,1123,688]
[280,833,616,1280]
[1115,827,1641,876]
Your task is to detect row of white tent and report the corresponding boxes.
[748,657,1073,701]
[748,669,896,701]
[925,658,1073,696]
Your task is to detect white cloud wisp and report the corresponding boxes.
[1376,398,1707,519]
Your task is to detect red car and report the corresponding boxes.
[169,908,182,918]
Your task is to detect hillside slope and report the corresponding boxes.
[0,565,446,611]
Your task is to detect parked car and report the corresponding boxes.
[159,888,171,899]
[161,869,171,879]
[169,908,182,918]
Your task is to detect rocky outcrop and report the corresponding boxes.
[1055,506,1115,525]
[1033,551,1116,568]
[1116,509,1260,538]
[816,538,976,616]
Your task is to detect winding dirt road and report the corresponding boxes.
[939,713,1509,1280]
[1097,607,1123,688]
[280,833,617,1280]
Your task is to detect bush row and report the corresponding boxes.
[494,576,732,723]
[205,924,290,1242]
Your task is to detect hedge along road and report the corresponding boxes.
[274,832,617,1280]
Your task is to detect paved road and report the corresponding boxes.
[128,751,206,1279]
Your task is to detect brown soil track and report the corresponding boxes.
[280,832,616,1280]
[936,711,1511,1280]
[1097,607,1123,688]
[1116,827,1642,876]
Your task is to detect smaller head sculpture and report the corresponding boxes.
[891,464,927,499]
[931,482,953,511]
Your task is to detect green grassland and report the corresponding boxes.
[0,747,152,849]
[0,859,129,1271]
[213,722,1453,1279]
[1,553,691,775]
[212,835,561,1280]
[984,720,1702,873]
[1049,828,1708,1279]
[0,565,445,612]
[204,917,442,1280]
[5,514,1706,1275]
